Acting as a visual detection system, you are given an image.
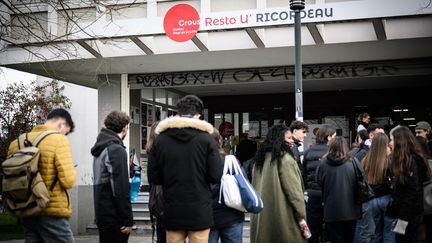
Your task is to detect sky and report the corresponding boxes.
[0,67,36,89]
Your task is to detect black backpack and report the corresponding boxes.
[149,184,164,220]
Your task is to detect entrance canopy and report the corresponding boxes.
[1,0,431,94]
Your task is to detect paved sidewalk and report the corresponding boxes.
[2,234,250,242]
[1,234,153,243]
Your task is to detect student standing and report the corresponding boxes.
[387,126,432,243]
[209,129,244,243]
[303,124,336,243]
[148,95,223,243]
[92,111,133,243]
[251,124,307,243]
[360,133,395,243]
[8,108,76,243]
[317,137,360,243]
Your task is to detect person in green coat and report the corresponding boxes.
[250,124,308,243]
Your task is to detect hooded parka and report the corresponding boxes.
[316,155,361,222]
[147,116,223,231]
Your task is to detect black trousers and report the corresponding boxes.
[98,226,130,243]
[307,196,324,243]
[326,220,356,243]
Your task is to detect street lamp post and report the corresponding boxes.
[290,0,305,121]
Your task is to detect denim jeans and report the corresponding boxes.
[370,195,395,243]
[306,196,324,243]
[22,216,74,243]
[209,222,243,243]
[354,201,375,243]
[326,220,356,243]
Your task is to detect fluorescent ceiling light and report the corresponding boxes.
[403,118,416,121]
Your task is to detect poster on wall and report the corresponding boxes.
[130,106,140,124]
[141,103,147,126]
[248,121,260,138]
[324,116,349,138]
[147,105,154,126]
[141,126,148,151]
[155,106,162,122]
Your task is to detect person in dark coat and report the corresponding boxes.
[303,124,336,243]
[356,113,370,132]
[416,136,432,243]
[351,123,385,163]
[290,120,309,173]
[235,132,257,164]
[91,111,133,243]
[147,95,223,243]
[387,126,432,243]
[146,121,166,243]
[317,136,361,243]
[209,129,244,243]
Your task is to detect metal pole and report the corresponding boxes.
[290,0,305,122]
[294,9,303,121]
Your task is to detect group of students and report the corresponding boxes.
[144,96,432,243]
[303,119,432,243]
[7,98,431,243]
[89,96,432,243]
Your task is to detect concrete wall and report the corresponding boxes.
[64,82,98,234]
[98,75,121,130]
[129,89,141,160]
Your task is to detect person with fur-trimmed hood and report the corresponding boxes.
[148,95,223,243]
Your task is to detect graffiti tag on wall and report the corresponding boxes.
[128,63,400,88]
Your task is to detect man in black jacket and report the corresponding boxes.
[91,111,133,243]
[289,120,309,174]
[148,95,223,243]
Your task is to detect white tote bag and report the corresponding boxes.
[218,155,246,212]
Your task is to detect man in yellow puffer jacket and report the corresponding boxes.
[8,108,76,243]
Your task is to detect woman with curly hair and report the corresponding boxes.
[250,124,307,243]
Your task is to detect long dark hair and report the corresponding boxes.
[254,124,292,171]
[391,126,431,185]
[145,121,160,154]
[211,128,226,155]
[327,136,350,161]
[315,124,336,144]
[362,133,390,184]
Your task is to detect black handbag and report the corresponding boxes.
[352,158,375,204]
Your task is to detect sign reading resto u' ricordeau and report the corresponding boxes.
[162,0,431,42]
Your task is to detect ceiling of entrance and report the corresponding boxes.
[7,36,432,96]
[3,8,432,96]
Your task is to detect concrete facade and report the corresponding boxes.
[1,0,432,233]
